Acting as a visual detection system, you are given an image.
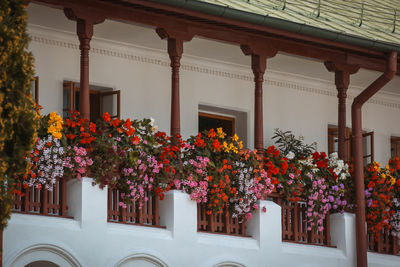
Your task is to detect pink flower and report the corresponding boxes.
[262,207,267,213]
[245,213,252,220]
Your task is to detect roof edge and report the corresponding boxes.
[147,0,400,54]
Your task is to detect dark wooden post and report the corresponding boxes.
[351,51,397,267]
[241,44,276,154]
[156,28,192,139]
[325,62,359,160]
[64,8,105,120]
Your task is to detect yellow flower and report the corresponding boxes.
[381,173,386,179]
[232,134,239,142]
[238,141,243,149]
[47,111,63,139]
[390,177,396,185]
[53,132,62,140]
[216,127,227,139]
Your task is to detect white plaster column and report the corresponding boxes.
[159,190,197,241]
[247,200,282,249]
[66,177,108,229]
[330,212,357,266]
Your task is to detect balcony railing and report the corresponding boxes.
[368,228,400,255]
[107,188,161,227]
[197,203,246,236]
[11,179,400,256]
[271,194,331,246]
[12,178,68,217]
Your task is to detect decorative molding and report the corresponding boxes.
[28,25,400,110]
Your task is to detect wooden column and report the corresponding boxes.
[64,8,105,120]
[156,28,192,138]
[241,44,276,154]
[325,62,359,160]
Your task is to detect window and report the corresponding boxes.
[198,104,247,147]
[328,126,374,164]
[199,112,235,137]
[391,137,400,158]
[30,76,39,104]
[63,81,120,121]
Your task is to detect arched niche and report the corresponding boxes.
[214,262,246,267]
[116,253,168,267]
[8,244,81,267]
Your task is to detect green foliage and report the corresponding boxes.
[0,0,37,230]
[272,129,317,158]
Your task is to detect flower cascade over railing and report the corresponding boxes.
[269,129,350,232]
[18,112,400,234]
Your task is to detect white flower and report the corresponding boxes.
[149,117,155,126]
[286,151,295,160]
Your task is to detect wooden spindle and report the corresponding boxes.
[325,213,331,246]
[60,178,67,216]
[152,195,160,226]
[293,202,299,242]
[41,188,48,215]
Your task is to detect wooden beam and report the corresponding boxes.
[32,0,399,75]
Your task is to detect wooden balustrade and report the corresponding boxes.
[107,188,161,227]
[271,194,331,246]
[12,178,68,217]
[368,228,400,255]
[197,203,246,236]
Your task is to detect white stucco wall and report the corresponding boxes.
[27,19,400,165]
[4,178,400,267]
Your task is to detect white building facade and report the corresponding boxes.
[3,2,400,267]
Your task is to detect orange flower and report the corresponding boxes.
[103,112,111,122]
[110,118,121,128]
[208,129,216,138]
[89,122,96,133]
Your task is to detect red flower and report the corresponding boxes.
[211,139,221,151]
[110,118,121,128]
[103,112,111,122]
[89,122,96,133]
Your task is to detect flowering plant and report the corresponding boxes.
[364,162,396,239]
[91,113,170,208]
[271,130,349,232]
[63,146,93,179]
[263,145,302,201]
[296,152,348,232]
[388,157,400,238]
[179,128,273,220]
[24,135,64,190]
[63,111,96,147]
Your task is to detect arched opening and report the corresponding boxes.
[8,244,81,267]
[116,253,168,267]
[26,260,60,267]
